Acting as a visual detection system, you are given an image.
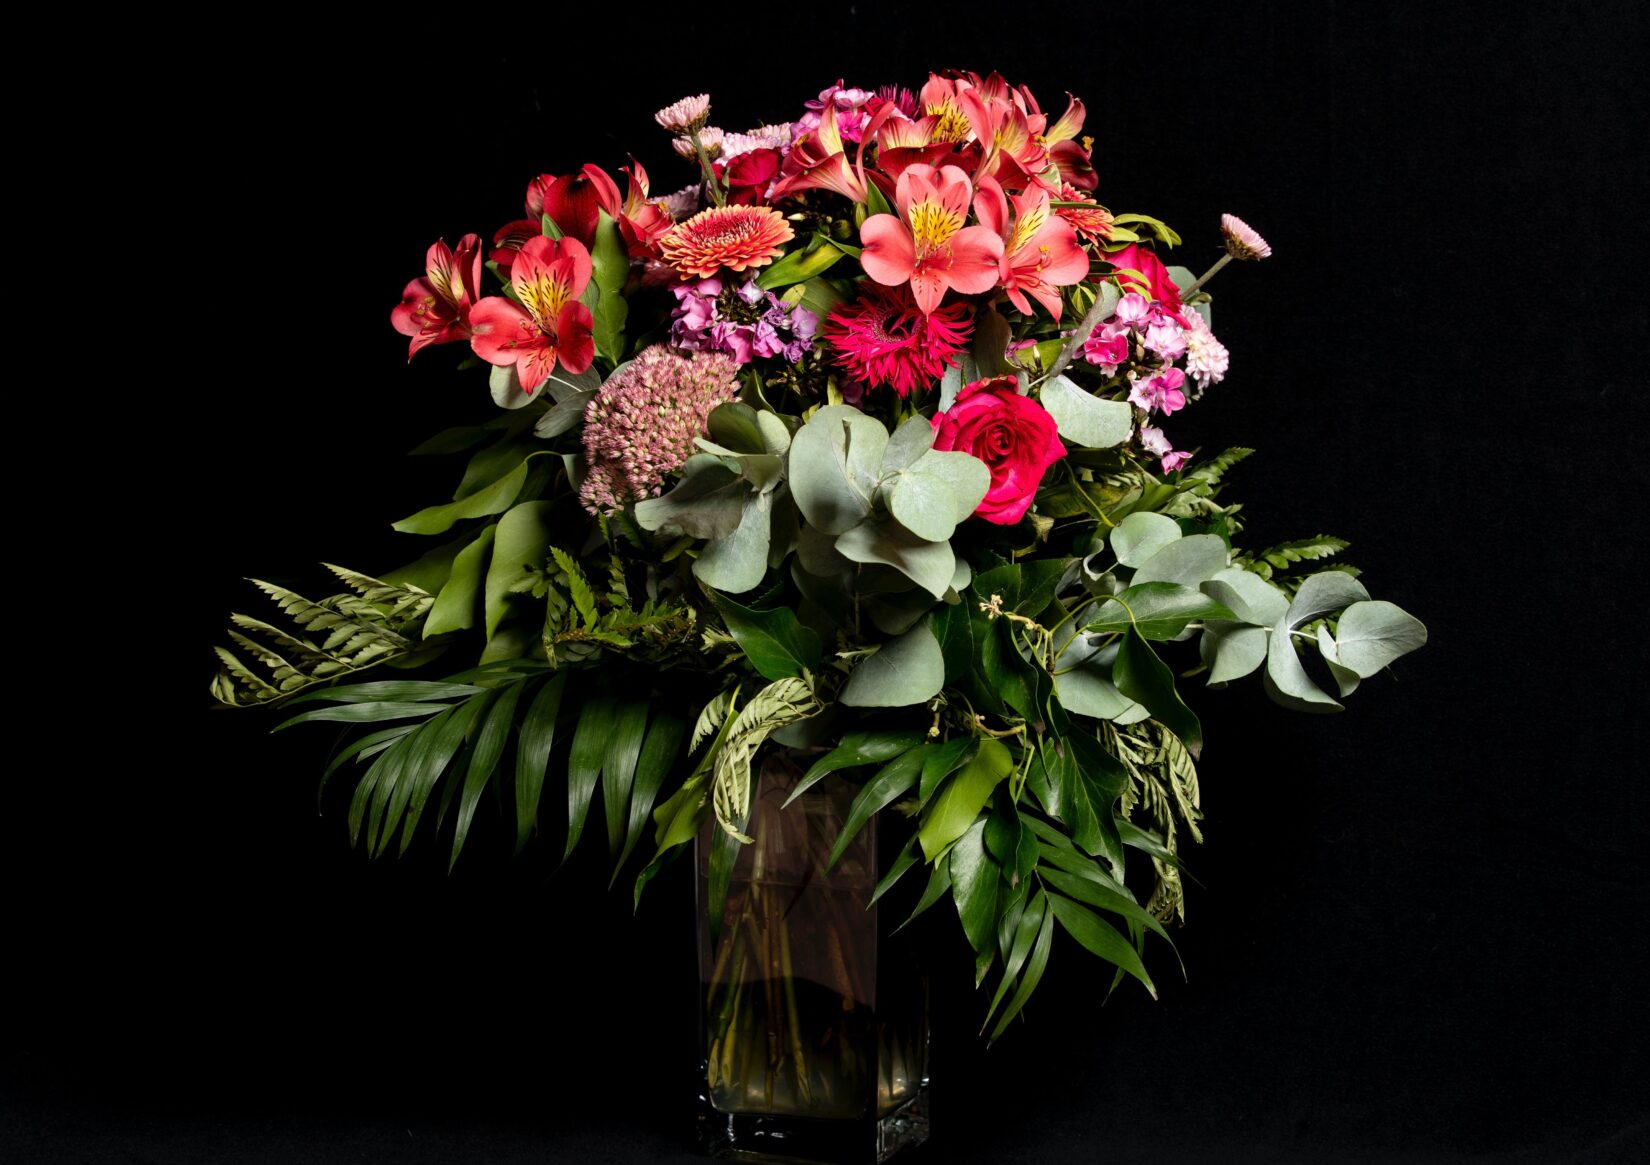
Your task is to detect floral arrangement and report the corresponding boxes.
[213,71,1425,1045]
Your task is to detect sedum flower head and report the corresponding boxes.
[579,345,741,514]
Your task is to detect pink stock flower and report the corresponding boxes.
[390,234,482,359]
[859,163,1004,315]
[1082,325,1130,374]
[1129,367,1188,415]
[1220,213,1272,260]
[468,236,595,391]
[824,282,974,397]
[1142,314,1187,361]
[974,178,1088,321]
[1114,292,1152,328]
[579,345,741,514]
[932,376,1066,524]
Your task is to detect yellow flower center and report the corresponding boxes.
[909,198,962,259]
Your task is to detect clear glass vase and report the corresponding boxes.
[695,752,931,1164]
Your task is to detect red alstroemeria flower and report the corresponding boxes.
[974,178,1088,321]
[618,158,674,258]
[874,113,963,183]
[537,165,622,248]
[390,234,483,359]
[492,166,622,271]
[918,74,977,144]
[1039,92,1097,191]
[468,236,596,391]
[771,102,892,204]
[860,163,1004,316]
[961,84,1049,189]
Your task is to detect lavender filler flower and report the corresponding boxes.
[670,277,818,365]
[579,345,741,515]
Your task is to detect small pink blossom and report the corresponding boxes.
[673,127,724,159]
[1114,292,1152,328]
[1129,367,1188,415]
[1182,311,1229,394]
[1139,423,1191,474]
[1083,324,1130,374]
[1143,315,1187,361]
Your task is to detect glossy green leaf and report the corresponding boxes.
[709,590,822,681]
[932,600,975,684]
[920,736,975,804]
[394,693,491,856]
[949,819,1002,955]
[841,621,946,707]
[1084,582,1235,640]
[871,837,922,906]
[274,701,447,732]
[919,737,1014,860]
[600,700,651,857]
[449,680,522,870]
[1113,627,1203,757]
[786,731,923,806]
[987,899,1055,1042]
[985,890,1047,1029]
[425,525,496,638]
[755,236,849,289]
[514,672,567,854]
[1039,374,1133,449]
[286,681,483,707]
[1047,893,1156,997]
[827,745,928,869]
[1038,866,1172,947]
[319,724,416,805]
[1052,664,1147,722]
[379,535,467,594]
[564,693,616,861]
[895,861,953,934]
[392,456,538,535]
[484,501,555,639]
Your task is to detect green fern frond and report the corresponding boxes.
[691,687,737,754]
[211,569,435,708]
[1185,446,1253,485]
[1254,535,1350,571]
[548,547,598,628]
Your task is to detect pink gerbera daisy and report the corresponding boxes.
[824,282,974,397]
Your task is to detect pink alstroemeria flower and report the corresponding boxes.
[960,80,1049,187]
[860,163,1004,316]
[618,158,674,258]
[974,178,1088,321]
[468,236,596,391]
[391,234,483,359]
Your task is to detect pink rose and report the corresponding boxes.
[1104,243,1186,323]
[931,376,1066,525]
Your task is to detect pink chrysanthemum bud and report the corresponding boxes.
[672,127,724,160]
[1220,213,1272,260]
[655,94,711,134]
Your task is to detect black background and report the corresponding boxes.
[8,4,1647,1161]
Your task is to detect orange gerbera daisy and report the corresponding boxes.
[659,205,794,279]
